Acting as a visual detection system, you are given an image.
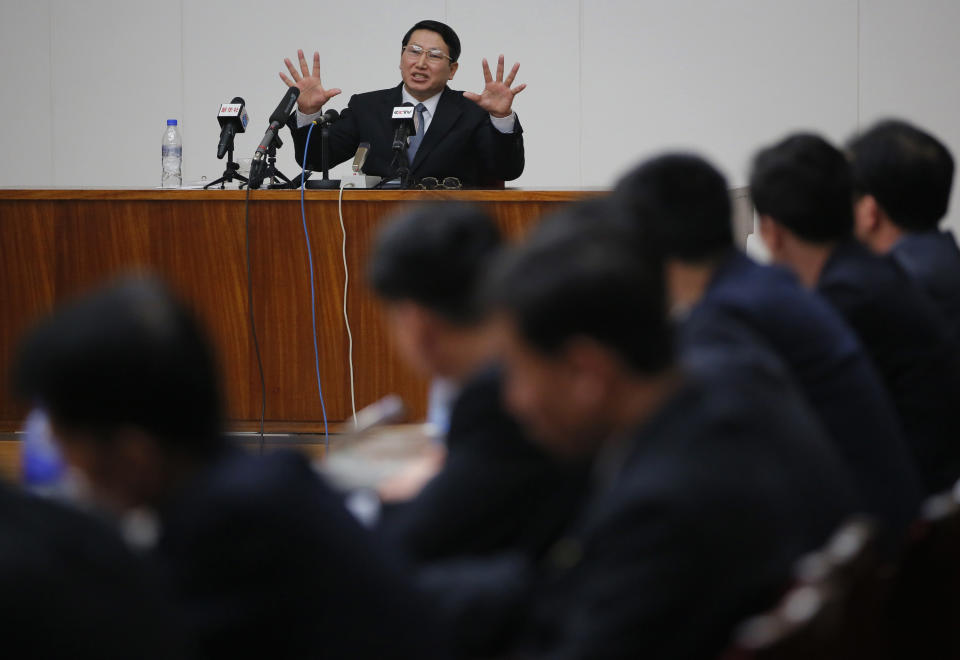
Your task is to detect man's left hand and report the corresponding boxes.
[463,55,526,118]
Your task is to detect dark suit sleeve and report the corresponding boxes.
[159,453,447,659]
[378,370,585,563]
[0,484,180,659]
[381,447,573,562]
[542,497,697,660]
[538,493,779,660]
[476,114,525,182]
[288,96,362,171]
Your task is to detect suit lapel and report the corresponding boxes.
[389,83,403,107]
[410,86,462,172]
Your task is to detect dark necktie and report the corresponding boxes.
[407,103,427,163]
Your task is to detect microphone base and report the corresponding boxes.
[272,177,342,190]
[341,174,382,190]
[302,179,342,190]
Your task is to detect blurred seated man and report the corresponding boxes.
[612,154,921,543]
[0,478,175,659]
[751,133,960,494]
[482,209,855,659]
[369,203,588,564]
[13,276,444,660]
[848,119,960,343]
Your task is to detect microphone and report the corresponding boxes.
[343,142,380,188]
[391,102,416,152]
[253,87,300,158]
[314,108,339,126]
[250,87,301,188]
[352,142,371,173]
[352,394,407,434]
[216,97,248,159]
[269,86,300,125]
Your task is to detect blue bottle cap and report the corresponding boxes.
[167,119,178,126]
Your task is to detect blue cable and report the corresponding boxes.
[301,122,330,449]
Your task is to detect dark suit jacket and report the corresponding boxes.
[892,230,960,345]
[523,361,856,660]
[378,367,589,564]
[818,240,960,494]
[154,447,446,659]
[0,481,175,659]
[288,84,525,186]
[681,250,922,539]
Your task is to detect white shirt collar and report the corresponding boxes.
[401,86,443,118]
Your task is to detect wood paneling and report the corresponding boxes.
[0,189,600,431]
[0,440,20,483]
[0,202,56,423]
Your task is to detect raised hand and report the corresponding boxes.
[463,55,526,118]
[279,49,342,115]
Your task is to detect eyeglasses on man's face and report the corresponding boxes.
[402,44,453,63]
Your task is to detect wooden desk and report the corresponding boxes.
[0,425,432,489]
[0,188,597,432]
[0,439,19,482]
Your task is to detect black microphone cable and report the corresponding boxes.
[243,183,267,453]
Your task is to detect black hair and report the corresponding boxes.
[847,119,955,232]
[613,153,733,262]
[487,200,674,375]
[370,202,501,324]
[402,20,461,63]
[750,133,854,243]
[13,276,223,453]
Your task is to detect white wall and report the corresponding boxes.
[2,1,960,229]
[858,0,960,235]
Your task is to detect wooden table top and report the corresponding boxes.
[0,187,608,202]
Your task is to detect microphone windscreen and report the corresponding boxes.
[269,87,300,125]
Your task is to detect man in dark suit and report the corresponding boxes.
[13,277,445,659]
[479,209,855,659]
[752,133,960,494]
[280,20,525,186]
[369,203,587,564]
[612,153,922,544]
[0,479,177,658]
[847,119,960,344]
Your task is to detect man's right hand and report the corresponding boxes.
[279,49,342,115]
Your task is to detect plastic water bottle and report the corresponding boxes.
[21,408,66,496]
[162,119,182,188]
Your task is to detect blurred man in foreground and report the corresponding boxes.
[484,207,855,659]
[751,133,960,494]
[370,202,588,564]
[14,276,444,659]
[848,119,960,343]
[613,153,921,543]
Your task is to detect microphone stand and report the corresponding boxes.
[204,142,248,189]
[246,130,292,190]
[372,148,408,190]
[391,142,411,189]
[312,123,340,189]
[290,119,341,189]
[264,134,292,189]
